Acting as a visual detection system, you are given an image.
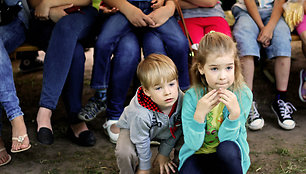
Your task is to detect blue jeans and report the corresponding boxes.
[30,6,98,124]
[92,2,189,120]
[0,18,26,135]
[232,6,291,59]
[179,141,243,174]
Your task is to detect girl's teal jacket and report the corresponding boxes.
[178,84,253,174]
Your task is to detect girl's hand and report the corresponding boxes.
[49,4,73,23]
[218,88,241,120]
[194,89,220,123]
[151,0,165,10]
[154,154,177,174]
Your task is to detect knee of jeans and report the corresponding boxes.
[217,141,241,162]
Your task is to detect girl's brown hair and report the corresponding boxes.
[191,32,245,94]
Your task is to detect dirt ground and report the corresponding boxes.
[0,41,305,174]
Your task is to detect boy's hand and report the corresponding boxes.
[194,89,220,123]
[151,0,165,10]
[136,169,150,174]
[218,88,241,120]
[154,154,177,174]
[49,4,72,23]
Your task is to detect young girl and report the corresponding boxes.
[178,32,253,174]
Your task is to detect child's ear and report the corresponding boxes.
[143,87,151,97]
[197,64,205,75]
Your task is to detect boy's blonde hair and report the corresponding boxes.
[137,54,178,89]
[191,32,245,93]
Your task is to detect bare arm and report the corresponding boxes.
[34,0,91,20]
[148,0,175,27]
[178,0,198,9]
[244,0,264,29]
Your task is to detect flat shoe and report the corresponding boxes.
[11,134,31,153]
[67,127,96,147]
[37,127,54,145]
[103,120,119,144]
[0,148,11,166]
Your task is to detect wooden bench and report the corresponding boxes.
[10,43,39,59]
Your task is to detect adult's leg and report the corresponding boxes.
[37,6,98,132]
[148,17,190,90]
[61,43,96,146]
[0,19,30,151]
[91,12,133,89]
[106,32,140,121]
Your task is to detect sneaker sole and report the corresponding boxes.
[248,119,264,131]
[78,108,106,122]
[271,105,295,130]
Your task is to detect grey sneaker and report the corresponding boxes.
[247,101,264,130]
[78,97,106,121]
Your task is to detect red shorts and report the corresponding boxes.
[178,17,232,44]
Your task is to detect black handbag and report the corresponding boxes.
[0,0,22,26]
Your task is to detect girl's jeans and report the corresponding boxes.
[92,1,190,120]
[0,18,26,135]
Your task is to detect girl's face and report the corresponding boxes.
[198,54,235,91]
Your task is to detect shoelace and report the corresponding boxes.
[277,100,297,119]
[249,102,260,120]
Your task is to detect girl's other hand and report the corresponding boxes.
[194,89,220,123]
[151,0,165,10]
[218,88,241,120]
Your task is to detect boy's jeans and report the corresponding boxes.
[92,1,190,120]
[0,18,25,133]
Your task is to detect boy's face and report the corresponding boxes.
[198,54,235,91]
[143,79,179,111]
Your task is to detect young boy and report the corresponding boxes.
[232,0,296,130]
[115,54,183,174]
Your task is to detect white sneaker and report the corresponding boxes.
[103,120,119,144]
[247,101,264,130]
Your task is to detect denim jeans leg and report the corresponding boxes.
[91,12,132,89]
[144,17,190,90]
[39,6,98,110]
[142,31,167,57]
[0,19,25,121]
[106,32,140,120]
[61,43,86,124]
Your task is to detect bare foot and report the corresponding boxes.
[70,122,89,137]
[10,116,31,152]
[110,123,120,134]
[303,82,306,100]
[0,137,11,166]
[36,107,52,132]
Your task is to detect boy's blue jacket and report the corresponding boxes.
[179,84,253,174]
[117,87,184,170]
